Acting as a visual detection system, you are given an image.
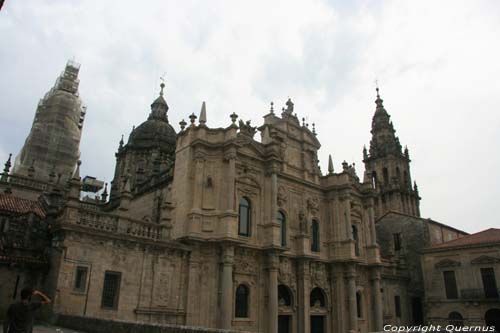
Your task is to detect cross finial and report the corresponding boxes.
[374,79,380,98]
[159,74,166,96]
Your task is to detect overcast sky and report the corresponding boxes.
[1,0,499,234]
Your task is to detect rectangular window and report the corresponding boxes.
[74,266,88,292]
[394,295,401,317]
[481,267,498,299]
[101,271,121,309]
[443,271,458,299]
[393,233,402,251]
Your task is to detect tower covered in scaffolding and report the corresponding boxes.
[13,60,86,182]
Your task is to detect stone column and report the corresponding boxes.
[297,260,311,333]
[220,245,234,329]
[371,269,383,332]
[192,151,205,210]
[368,199,377,245]
[186,247,200,325]
[225,150,236,212]
[345,264,358,333]
[343,194,352,240]
[267,252,279,333]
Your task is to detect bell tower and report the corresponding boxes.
[363,88,420,218]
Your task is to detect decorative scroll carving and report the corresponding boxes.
[307,196,319,214]
[277,186,288,207]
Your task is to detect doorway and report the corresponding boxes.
[310,315,325,333]
[411,297,423,324]
[485,308,500,332]
[278,315,291,333]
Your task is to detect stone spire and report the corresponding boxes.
[149,82,169,121]
[199,101,207,125]
[368,87,403,159]
[328,155,334,175]
[3,153,12,174]
[363,87,420,218]
[1,154,12,181]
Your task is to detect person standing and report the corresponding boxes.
[3,287,51,333]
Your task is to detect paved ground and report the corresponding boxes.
[33,324,85,333]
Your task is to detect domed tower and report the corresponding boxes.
[363,88,420,218]
[109,83,176,203]
[13,61,85,182]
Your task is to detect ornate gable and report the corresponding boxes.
[435,258,461,268]
[471,255,500,265]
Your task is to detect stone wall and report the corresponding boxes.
[55,314,255,333]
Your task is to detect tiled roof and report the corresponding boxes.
[0,194,45,218]
[429,228,500,249]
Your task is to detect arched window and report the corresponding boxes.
[310,287,326,307]
[383,168,389,185]
[235,284,249,318]
[238,197,251,236]
[311,220,320,252]
[448,312,463,327]
[278,284,293,307]
[277,211,286,247]
[356,291,363,318]
[352,225,359,256]
[371,171,377,189]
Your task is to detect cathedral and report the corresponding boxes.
[0,62,471,333]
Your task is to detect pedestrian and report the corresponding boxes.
[3,287,51,333]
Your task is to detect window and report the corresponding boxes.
[448,312,463,327]
[443,271,458,299]
[356,292,363,318]
[235,284,249,318]
[277,211,286,247]
[383,168,389,184]
[352,225,359,256]
[393,233,402,251]
[74,266,88,292]
[278,285,292,307]
[371,171,377,189]
[101,271,121,309]
[481,267,499,299]
[311,220,320,252]
[394,295,401,318]
[238,197,251,236]
[310,287,326,307]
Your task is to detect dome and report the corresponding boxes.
[128,118,176,149]
[126,83,177,149]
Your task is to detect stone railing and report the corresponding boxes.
[0,173,49,191]
[461,288,499,300]
[55,314,255,333]
[75,207,166,242]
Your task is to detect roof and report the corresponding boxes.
[0,194,46,218]
[376,210,468,235]
[427,228,500,250]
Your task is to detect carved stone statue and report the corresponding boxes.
[299,209,308,235]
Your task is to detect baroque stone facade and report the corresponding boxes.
[2,63,491,332]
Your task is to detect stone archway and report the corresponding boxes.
[278,284,294,333]
[485,308,500,332]
[309,287,327,333]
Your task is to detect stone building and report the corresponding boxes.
[0,63,491,333]
[376,211,468,327]
[421,229,500,329]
